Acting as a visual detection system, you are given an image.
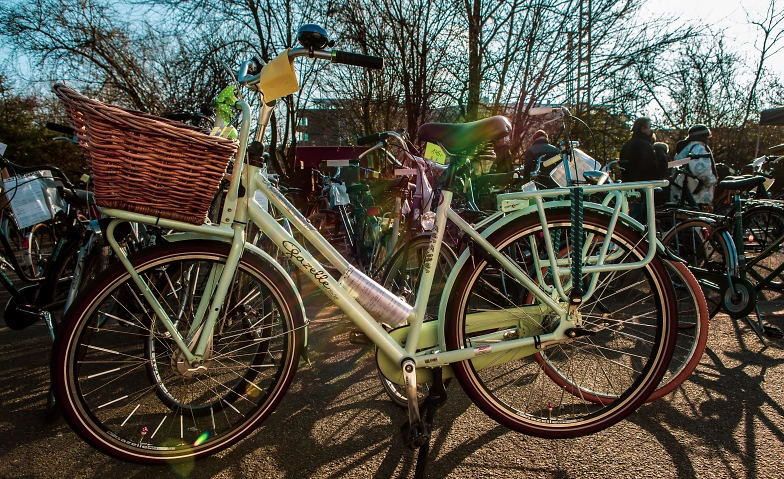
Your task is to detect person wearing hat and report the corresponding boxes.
[523,129,560,182]
[670,124,717,208]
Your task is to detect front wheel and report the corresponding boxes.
[444,210,677,438]
[28,223,56,279]
[52,240,305,464]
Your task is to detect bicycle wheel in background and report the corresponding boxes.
[27,223,56,279]
[537,259,708,403]
[376,234,457,408]
[444,210,677,438]
[306,208,355,271]
[742,205,784,289]
[52,240,305,464]
[661,219,734,318]
[647,260,708,400]
[0,216,25,268]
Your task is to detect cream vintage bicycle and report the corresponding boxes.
[51,25,677,467]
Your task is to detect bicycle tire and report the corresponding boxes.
[376,234,457,408]
[1,216,25,269]
[536,259,708,402]
[661,218,733,318]
[444,209,677,438]
[306,208,354,271]
[28,223,56,279]
[742,205,784,289]
[38,238,82,326]
[645,259,708,400]
[51,239,305,464]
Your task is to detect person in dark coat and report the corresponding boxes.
[619,117,656,221]
[652,141,670,179]
[523,130,560,182]
[619,117,657,182]
[652,141,671,204]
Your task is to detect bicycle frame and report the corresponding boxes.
[101,98,667,379]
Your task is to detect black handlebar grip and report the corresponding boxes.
[356,133,380,145]
[46,122,75,136]
[164,112,197,122]
[356,132,391,146]
[332,51,384,70]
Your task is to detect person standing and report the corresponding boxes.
[670,124,717,209]
[523,130,560,181]
[619,117,657,220]
[619,117,657,183]
[652,141,671,204]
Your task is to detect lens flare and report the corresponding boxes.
[193,430,213,446]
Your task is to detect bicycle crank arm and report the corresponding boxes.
[401,358,430,450]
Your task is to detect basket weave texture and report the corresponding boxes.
[53,84,238,225]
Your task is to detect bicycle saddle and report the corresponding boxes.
[417,116,511,153]
[717,175,766,191]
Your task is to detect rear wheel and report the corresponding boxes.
[661,219,733,318]
[52,240,305,464]
[538,259,708,402]
[742,206,784,289]
[444,210,677,438]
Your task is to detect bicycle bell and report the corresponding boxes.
[297,24,333,49]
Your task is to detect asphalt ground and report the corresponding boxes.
[1,284,783,478]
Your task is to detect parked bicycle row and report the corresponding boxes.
[1,23,781,478]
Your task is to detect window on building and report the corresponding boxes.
[297,132,309,142]
[298,117,308,127]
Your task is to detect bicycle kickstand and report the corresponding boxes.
[751,306,784,341]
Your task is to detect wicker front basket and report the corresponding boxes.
[53,84,238,225]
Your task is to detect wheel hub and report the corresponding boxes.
[171,327,214,378]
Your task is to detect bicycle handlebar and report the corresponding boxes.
[238,47,384,90]
[164,112,205,123]
[46,122,75,136]
[0,156,75,189]
[356,132,388,145]
[331,50,383,70]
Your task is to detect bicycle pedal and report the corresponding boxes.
[400,419,430,450]
[348,330,369,344]
[763,325,784,339]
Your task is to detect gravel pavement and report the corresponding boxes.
[1,285,783,479]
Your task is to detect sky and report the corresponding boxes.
[653,0,781,72]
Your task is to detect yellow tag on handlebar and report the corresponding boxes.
[259,49,299,101]
[424,142,447,164]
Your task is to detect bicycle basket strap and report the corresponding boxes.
[52,84,238,225]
